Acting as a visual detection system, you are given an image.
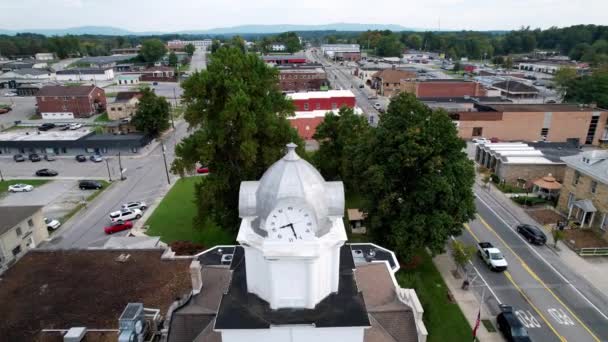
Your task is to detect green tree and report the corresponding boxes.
[355,93,476,260]
[172,46,303,231]
[210,39,221,53]
[376,35,404,57]
[406,34,423,50]
[313,107,370,187]
[168,51,178,67]
[278,32,302,53]
[553,67,578,97]
[453,61,462,71]
[139,39,167,63]
[451,240,476,273]
[184,43,196,56]
[564,67,608,108]
[132,88,171,137]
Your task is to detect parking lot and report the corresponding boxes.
[0,155,118,179]
[0,96,37,130]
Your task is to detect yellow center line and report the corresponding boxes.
[504,271,567,342]
[475,214,601,342]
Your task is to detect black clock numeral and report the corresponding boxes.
[278,209,283,213]
[287,207,293,210]
[305,229,310,233]
[273,215,277,218]
[289,238,294,242]
[307,222,312,226]
[278,234,282,239]
[272,228,277,232]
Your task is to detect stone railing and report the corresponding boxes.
[397,287,428,342]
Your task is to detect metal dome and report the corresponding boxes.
[238,143,345,236]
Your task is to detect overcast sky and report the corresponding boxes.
[1,0,607,32]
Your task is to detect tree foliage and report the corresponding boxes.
[172,46,303,231]
[451,240,476,273]
[354,93,476,260]
[313,107,370,187]
[562,67,608,108]
[210,39,221,53]
[139,39,167,63]
[184,43,196,56]
[376,35,404,57]
[132,88,171,137]
[168,51,178,67]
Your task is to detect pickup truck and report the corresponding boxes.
[477,242,508,272]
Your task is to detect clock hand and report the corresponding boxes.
[289,224,297,238]
[278,223,292,229]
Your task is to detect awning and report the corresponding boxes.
[574,199,597,213]
[533,174,562,190]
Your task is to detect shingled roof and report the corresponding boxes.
[36,85,99,97]
[372,69,417,84]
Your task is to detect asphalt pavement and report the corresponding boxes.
[189,48,207,73]
[0,96,37,130]
[459,190,608,341]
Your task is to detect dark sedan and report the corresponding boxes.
[35,168,58,177]
[516,224,547,245]
[75,155,87,162]
[29,153,41,162]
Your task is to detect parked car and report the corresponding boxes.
[13,154,25,162]
[38,123,56,131]
[35,168,58,177]
[90,154,103,163]
[472,138,490,144]
[109,208,142,223]
[0,107,11,114]
[75,155,87,162]
[497,305,531,341]
[60,125,70,131]
[44,217,61,230]
[490,137,500,143]
[153,82,158,85]
[69,123,83,130]
[516,224,547,245]
[121,201,147,211]
[477,242,508,272]
[196,166,210,174]
[44,154,56,161]
[79,180,103,190]
[104,221,133,234]
[29,153,41,162]
[8,183,34,192]
[3,92,17,97]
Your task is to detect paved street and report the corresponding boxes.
[458,187,608,341]
[305,49,381,125]
[37,120,189,249]
[0,96,37,130]
[189,48,207,73]
[103,82,183,100]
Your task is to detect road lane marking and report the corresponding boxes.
[549,308,576,326]
[474,193,608,322]
[515,309,542,328]
[504,271,566,341]
[476,214,601,342]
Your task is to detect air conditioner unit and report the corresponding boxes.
[118,303,145,342]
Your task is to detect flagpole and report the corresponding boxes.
[473,286,486,341]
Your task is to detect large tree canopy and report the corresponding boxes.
[172,46,303,230]
[355,93,476,260]
[131,88,171,137]
[562,67,608,109]
[139,39,167,63]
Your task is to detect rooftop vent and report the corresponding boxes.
[115,253,131,263]
[118,303,145,342]
[63,327,86,342]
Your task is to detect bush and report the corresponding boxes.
[490,173,500,184]
[512,196,547,206]
[497,183,529,194]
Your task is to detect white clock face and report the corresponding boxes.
[265,205,316,242]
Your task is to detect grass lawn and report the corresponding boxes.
[94,112,110,122]
[145,177,234,247]
[0,179,50,196]
[397,250,472,342]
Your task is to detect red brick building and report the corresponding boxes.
[36,85,106,120]
[286,90,357,139]
[402,79,487,98]
[278,65,328,92]
[263,55,308,65]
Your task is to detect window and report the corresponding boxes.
[110,107,115,111]
[331,103,337,110]
[303,103,309,110]
[591,181,598,194]
[601,213,608,231]
[27,219,33,228]
[540,128,549,139]
[16,227,22,236]
[472,127,483,137]
[315,103,321,110]
[305,125,310,131]
[573,171,580,185]
[12,245,21,256]
[567,192,575,208]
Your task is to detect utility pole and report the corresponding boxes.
[118,151,125,180]
[161,141,171,185]
[105,158,112,182]
[0,168,4,182]
[171,88,177,129]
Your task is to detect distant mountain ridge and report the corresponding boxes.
[0,23,416,36]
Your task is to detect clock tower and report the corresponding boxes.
[237,143,347,309]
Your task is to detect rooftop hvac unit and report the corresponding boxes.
[118,303,145,342]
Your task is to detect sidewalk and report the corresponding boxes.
[475,177,608,298]
[433,253,504,342]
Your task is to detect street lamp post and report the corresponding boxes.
[118,152,125,181]
[161,141,171,185]
[0,168,4,182]
[105,159,112,182]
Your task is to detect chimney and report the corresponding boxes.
[190,259,203,294]
[391,64,396,70]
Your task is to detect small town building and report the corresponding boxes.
[108,91,143,120]
[136,66,176,82]
[77,54,138,69]
[269,43,287,51]
[277,64,328,92]
[117,74,140,85]
[475,141,580,185]
[321,44,362,61]
[34,52,56,61]
[0,129,151,156]
[0,206,48,274]
[347,208,366,234]
[491,80,539,99]
[110,46,141,54]
[517,60,588,75]
[371,67,417,97]
[457,104,608,145]
[558,151,608,236]
[36,85,106,119]
[55,68,114,82]
[402,79,488,98]
[420,96,511,113]
[262,54,307,65]
[16,83,44,96]
[286,90,358,139]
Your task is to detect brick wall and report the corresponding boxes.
[288,117,325,140]
[496,163,566,186]
[414,82,486,97]
[36,89,106,118]
[557,167,608,237]
[279,71,327,92]
[292,96,356,111]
